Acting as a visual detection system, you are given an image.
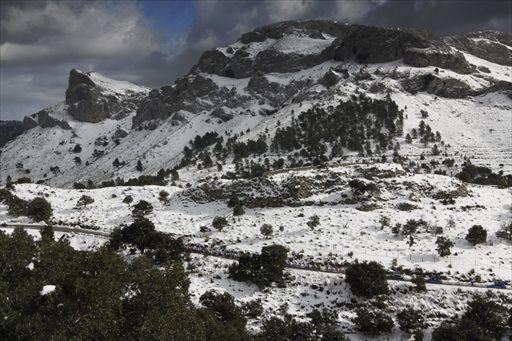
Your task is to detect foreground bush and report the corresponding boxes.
[0,228,247,340]
[432,295,509,340]
[353,306,394,335]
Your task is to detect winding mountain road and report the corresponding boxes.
[2,223,510,291]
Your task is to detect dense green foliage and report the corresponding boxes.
[435,236,454,257]
[353,306,394,335]
[271,94,403,163]
[432,295,510,341]
[76,194,94,208]
[179,95,404,178]
[229,245,288,288]
[258,308,347,341]
[0,188,28,217]
[0,228,248,340]
[108,218,184,263]
[397,307,426,334]
[132,200,153,218]
[465,225,487,245]
[212,216,228,231]
[345,261,389,298]
[457,163,512,188]
[26,197,53,222]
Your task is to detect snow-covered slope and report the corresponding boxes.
[1,22,510,188]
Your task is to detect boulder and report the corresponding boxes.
[211,107,234,122]
[318,69,340,88]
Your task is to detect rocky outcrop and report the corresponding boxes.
[332,25,473,74]
[403,48,473,74]
[332,26,431,63]
[66,69,111,122]
[402,73,512,98]
[65,69,146,123]
[194,22,474,80]
[23,109,71,130]
[445,31,512,66]
[402,74,472,98]
[0,120,25,148]
[211,108,234,122]
[318,69,341,88]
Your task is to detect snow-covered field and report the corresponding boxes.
[2,163,510,284]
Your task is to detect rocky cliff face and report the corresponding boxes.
[23,109,72,130]
[2,21,511,187]
[132,21,480,128]
[445,31,512,66]
[66,69,148,123]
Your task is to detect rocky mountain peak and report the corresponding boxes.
[65,69,148,123]
[192,21,473,80]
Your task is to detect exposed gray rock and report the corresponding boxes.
[211,108,234,122]
[333,25,431,63]
[133,74,248,127]
[477,65,491,73]
[194,21,475,80]
[112,128,128,140]
[402,73,512,98]
[240,31,266,44]
[21,109,72,130]
[403,47,473,74]
[318,69,340,88]
[66,69,110,122]
[445,31,512,66]
[22,116,38,130]
[65,69,146,123]
[402,74,473,98]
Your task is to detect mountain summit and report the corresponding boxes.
[0,21,510,187]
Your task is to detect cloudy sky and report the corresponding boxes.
[1,0,510,120]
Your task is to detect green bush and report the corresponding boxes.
[212,216,228,231]
[345,261,389,298]
[76,195,94,208]
[260,223,273,237]
[463,296,508,339]
[229,245,288,288]
[435,236,453,257]
[26,197,52,222]
[123,195,133,205]
[233,203,245,216]
[0,229,248,340]
[397,307,426,334]
[307,215,320,229]
[132,200,153,218]
[465,225,487,245]
[353,306,394,335]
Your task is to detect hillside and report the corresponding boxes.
[1,20,512,340]
[1,21,510,187]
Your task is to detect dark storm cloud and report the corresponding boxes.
[0,0,163,120]
[363,0,511,34]
[1,0,510,120]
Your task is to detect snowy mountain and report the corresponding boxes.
[1,21,511,187]
[1,21,512,339]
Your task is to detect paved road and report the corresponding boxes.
[2,223,510,291]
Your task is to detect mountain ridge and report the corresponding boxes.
[1,21,510,187]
